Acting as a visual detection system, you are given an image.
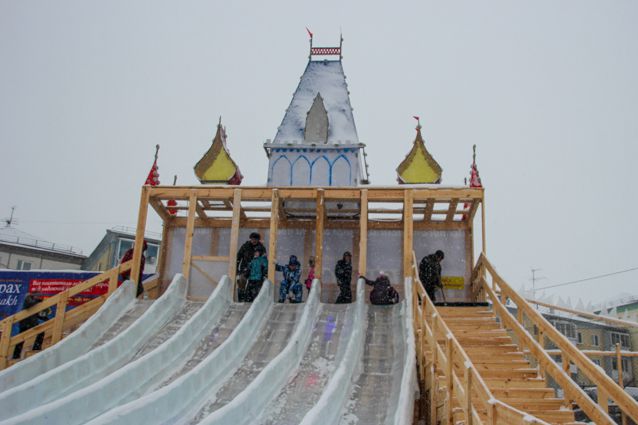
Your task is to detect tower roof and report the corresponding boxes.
[194,120,243,185]
[272,60,359,145]
[396,124,442,184]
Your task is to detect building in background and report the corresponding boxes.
[82,226,161,273]
[0,226,85,270]
[513,306,636,388]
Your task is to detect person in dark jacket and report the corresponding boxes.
[335,252,353,304]
[236,233,265,301]
[419,250,445,302]
[362,273,400,305]
[276,255,302,303]
[245,245,268,302]
[120,240,147,298]
[12,294,48,359]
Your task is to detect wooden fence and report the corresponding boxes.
[474,254,638,424]
[0,261,160,370]
[410,251,550,425]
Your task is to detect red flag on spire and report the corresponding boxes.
[144,145,160,186]
[306,27,313,38]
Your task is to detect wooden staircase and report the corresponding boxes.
[435,306,582,425]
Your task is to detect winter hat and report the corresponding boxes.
[250,232,261,241]
[435,250,445,260]
[343,251,352,258]
[289,255,300,266]
[255,245,266,254]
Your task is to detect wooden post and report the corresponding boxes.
[0,318,13,369]
[228,189,242,284]
[131,186,150,287]
[430,363,438,425]
[616,343,628,425]
[156,220,170,289]
[51,291,69,344]
[107,268,118,294]
[403,189,414,279]
[182,192,197,281]
[267,189,280,282]
[445,336,454,425]
[480,195,486,255]
[465,364,473,425]
[315,189,325,280]
[359,189,368,277]
[598,385,609,414]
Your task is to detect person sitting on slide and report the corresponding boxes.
[276,255,302,303]
[361,272,400,305]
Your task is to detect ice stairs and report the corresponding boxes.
[431,306,585,425]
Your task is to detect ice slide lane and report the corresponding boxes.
[256,296,356,424]
[86,280,277,425]
[0,274,188,422]
[300,277,416,425]
[0,276,239,425]
[194,279,322,425]
[0,280,140,391]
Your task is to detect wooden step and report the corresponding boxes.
[463,343,521,353]
[503,398,568,410]
[526,409,575,423]
[491,387,555,399]
[484,377,547,389]
[466,368,539,379]
[465,360,531,370]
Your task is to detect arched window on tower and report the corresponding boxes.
[292,156,311,186]
[331,155,352,186]
[311,156,330,186]
[271,155,292,186]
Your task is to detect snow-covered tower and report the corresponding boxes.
[264,35,369,187]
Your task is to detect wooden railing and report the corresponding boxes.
[475,253,638,424]
[0,261,149,370]
[410,252,550,425]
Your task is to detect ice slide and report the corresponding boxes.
[0,277,416,425]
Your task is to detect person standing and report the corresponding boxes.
[245,246,268,302]
[361,272,400,305]
[120,240,147,298]
[419,250,445,302]
[335,251,353,304]
[304,256,316,294]
[236,232,265,301]
[276,255,302,303]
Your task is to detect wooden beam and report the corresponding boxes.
[525,298,638,329]
[481,195,486,254]
[192,255,230,262]
[227,189,242,286]
[403,189,414,278]
[149,198,172,222]
[423,198,434,222]
[131,186,150,286]
[50,291,69,344]
[446,199,459,222]
[195,200,209,221]
[267,189,280,282]
[181,192,197,281]
[315,189,325,280]
[359,189,368,277]
[156,222,170,289]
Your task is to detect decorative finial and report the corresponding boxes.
[154,144,160,162]
[306,27,313,60]
[172,175,177,185]
[472,144,477,164]
[413,116,421,131]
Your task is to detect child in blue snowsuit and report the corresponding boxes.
[276,255,302,303]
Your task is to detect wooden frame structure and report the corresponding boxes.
[131,185,485,300]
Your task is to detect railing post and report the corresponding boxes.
[487,399,496,425]
[464,364,473,425]
[51,291,69,344]
[598,385,609,414]
[446,336,454,425]
[0,318,13,369]
[616,343,628,425]
[108,268,119,294]
[430,363,438,425]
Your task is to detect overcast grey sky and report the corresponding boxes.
[1,1,636,304]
